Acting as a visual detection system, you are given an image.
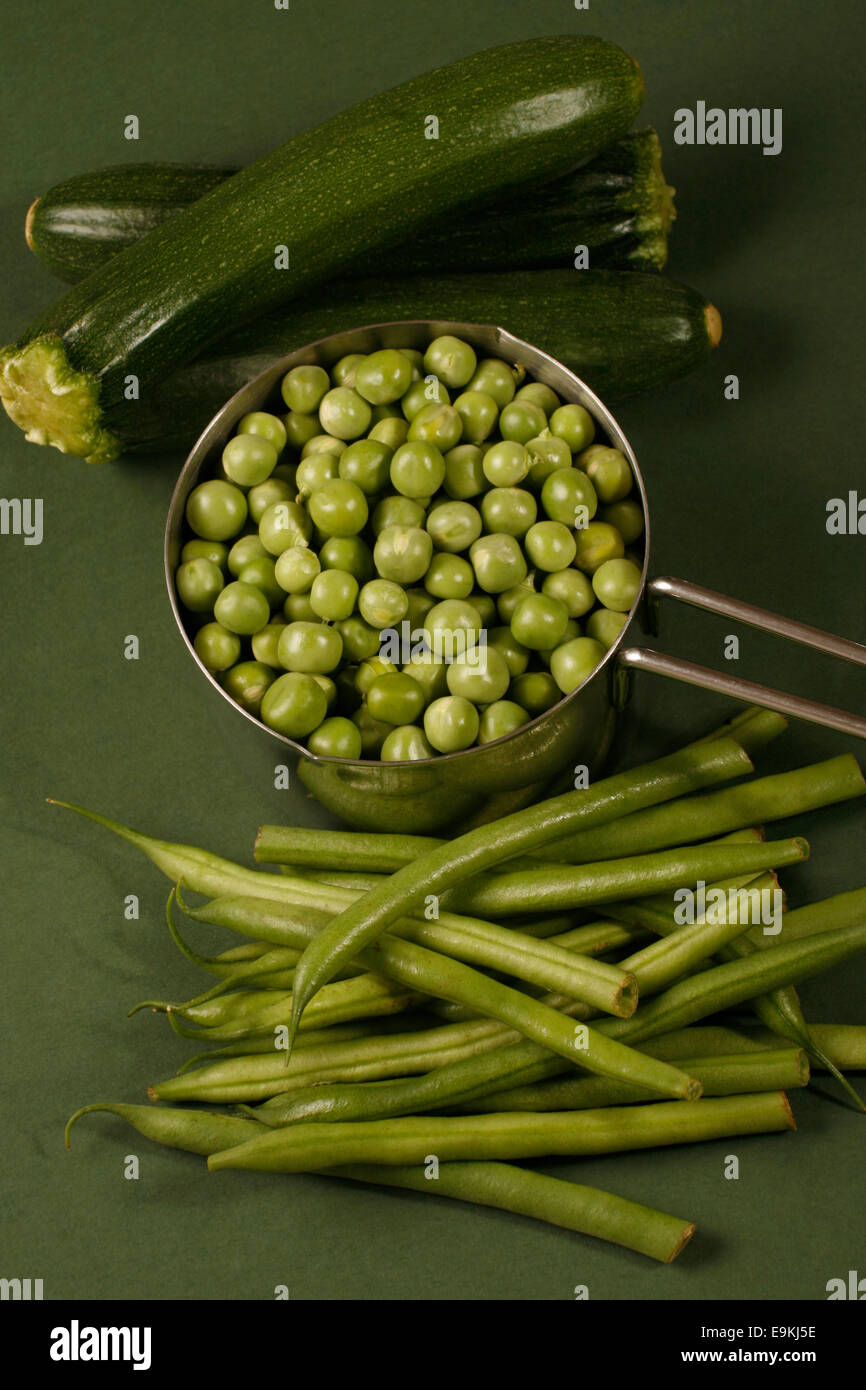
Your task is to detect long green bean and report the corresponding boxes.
[447,1049,810,1113]
[65,1104,695,1263]
[284,741,753,1041]
[207,1092,795,1174]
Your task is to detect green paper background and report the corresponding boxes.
[1,0,864,1300]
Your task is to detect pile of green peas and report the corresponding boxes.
[175,334,645,760]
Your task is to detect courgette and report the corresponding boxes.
[108,269,721,454]
[0,35,644,464]
[26,131,674,284]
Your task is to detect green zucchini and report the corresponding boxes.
[0,35,644,464]
[26,131,674,284]
[109,269,721,453]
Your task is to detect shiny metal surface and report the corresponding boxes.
[166,319,864,832]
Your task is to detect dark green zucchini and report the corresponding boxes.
[109,269,721,453]
[0,35,644,463]
[27,131,674,284]
[25,164,234,283]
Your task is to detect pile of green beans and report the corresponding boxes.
[60,713,866,1263]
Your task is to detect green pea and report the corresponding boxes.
[516,382,560,414]
[307,716,363,759]
[404,588,437,630]
[541,467,598,528]
[467,358,517,407]
[301,433,345,459]
[479,700,529,744]
[550,403,596,452]
[247,477,296,525]
[499,400,547,445]
[310,568,359,621]
[227,535,267,576]
[354,350,414,405]
[446,645,510,704]
[281,364,330,415]
[238,411,287,455]
[380,725,435,761]
[181,538,228,569]
[374,525,434,585]
[351,704,395,756]
[424,553,474,600]
[539,618,581,665]
[541,567,595,618]
[443,444,487,500]
[469,533,527,594]
[486,626,530,677]
[526,432,573,487]
[509,670,560,716]
[370,402,405,422]
[175,557,223,613]
[423,695,479,752]
[213,581,271,635]
[524,520,577,573]
[468,592,498,627]
[223,434,277,490]
[307,479,369,538]
[599,498,644,545]
[338,439,393,495]
[367,672,426,725]
[510,593,569,651]
[550,636,606,694]
[258,501,312,556]
[424,500,482,554]
[401,377,450,421]
[283,411,320,452]
[261,671,328,738]
[423,336,477,389]
[496,578,537,623]
[371,494,427,535]
[578,445,633,503]
[423,599,483,662]
[277,621,343,675]
[591,557,643,613]
[318,535,375,583]
[193,621,241,673]
[401,652,448,701]
[482,441,530,488]
[480,487,537,537]
[186,479,247,541]
[223,660,276,716]
[574,522,625,574]
[585,608,629,649]
[296,452,340,499]
[335,615,381,663]
[331,354,366,388]
[238,556,284,608]
[452,390,498,445]
[252,621,287,667]
[356,657,399,696]
[359,579,409,630]
[407,402,463,453]
[274,546,320,594]
[369,416,409,450]
[390,441,446,499]
[283,593,318,623]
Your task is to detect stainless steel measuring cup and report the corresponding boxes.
[166,321,866,832]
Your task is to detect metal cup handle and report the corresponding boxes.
[616,575,866,741]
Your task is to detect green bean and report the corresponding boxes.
[688,705,788,753]
[207,1093,795,1174]
[540,918,649,954]
[451,1049,810,1112]
[328,1162,695,1264]
[534,756,863,866]
[65,1105,695,1263]
[446,837,808,917]
[175,1019,421,1072]
[285,740,754,1035]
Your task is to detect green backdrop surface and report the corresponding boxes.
[0,0,864,1300]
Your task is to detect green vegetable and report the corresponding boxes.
[1,36,644,463]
